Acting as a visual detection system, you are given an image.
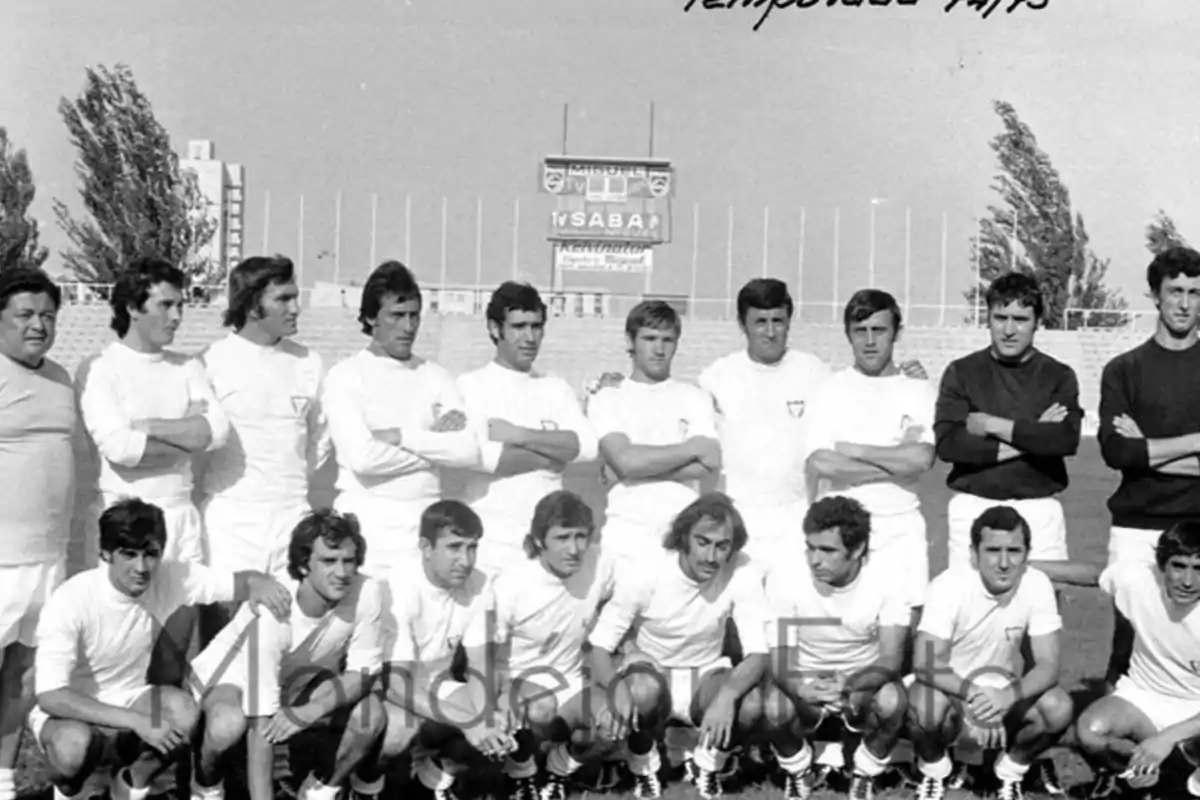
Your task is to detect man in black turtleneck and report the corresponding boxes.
[1099,246,1200,689]
[934,272,1084,576]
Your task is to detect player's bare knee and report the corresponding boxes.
[1033,686,1073,734]
[43,722,95,778]
[737,685,765,728]
[155,686,200,734]
[624,670,664,718]
[347,694,387,741]
[204,701,247,750]
[521,693,560,729]
[907,682,951,732]
[380,705,418,759]
[871,681,908,722]
[1075,701,1116,749]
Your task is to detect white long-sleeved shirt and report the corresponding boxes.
[199,333,329,506]
[78,342,230,506]
[322,351,478,504]
[191,574,384,717]
[456,362,598,547]
[0,354,77,564]
[698,349,831,508]
[35,562,235,707]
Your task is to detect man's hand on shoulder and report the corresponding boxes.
[899,360,928,380]
[245,573,292,621]
[431,409,467,432]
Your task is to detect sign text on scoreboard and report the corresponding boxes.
[540,155,675,202]
[555,242,653,274]
[548,206,665,243]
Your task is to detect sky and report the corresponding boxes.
[5,0,1198,320]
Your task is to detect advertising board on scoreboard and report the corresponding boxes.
[548,206,666,243]
[555,242,652,274]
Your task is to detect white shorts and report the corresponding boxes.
[28,684,152,747]
[738,500,809,565]
[868,509,929,608]
[333,493,426,578]
[202,497,307,579]
[504,670,588,717]
[0,559,65,650]
[99,495,205,565]
[947,493,1068,569]
[1113,676,1200,731]
[622,656,731,722]
[1107,526,1161,568]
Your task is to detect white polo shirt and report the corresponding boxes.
[765,552,911,675]
[1101,561,1200,702]
[588,549,769,670]
[698,349,831,509]
[918,566,1061,680]
[803,367,937,519]
[586,377,718,540]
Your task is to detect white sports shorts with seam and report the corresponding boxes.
[100,494,205,565]
[333,493,426,579]
[28,684,152,747]
[868,509,929,608]
[620,653,733,723]
[947,493,1068,569]
[0,559,65,650]
[202,497,307,579]
[1113,675,1200,731]
[1107,526,1161,568]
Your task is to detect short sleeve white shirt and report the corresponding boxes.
[1101,561,1200,701]
[586,377,717,532]
[918,566,1061,680]
[697,349,831,508]
[803,368,937,518]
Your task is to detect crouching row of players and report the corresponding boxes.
[30,491,1200,800]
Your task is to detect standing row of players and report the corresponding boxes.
[0,244,1197,797]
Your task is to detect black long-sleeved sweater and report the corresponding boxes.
[934,348,1082,500]
[1098,337,1200,530]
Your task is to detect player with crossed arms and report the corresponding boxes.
[587,492,770,800]
[190,509,393,800]
[379,500,514,800]
[490,491,618,800]
[761,496,912,800]
[323,261,479,577]
[907,506,1074,800]
[585,300,721,562]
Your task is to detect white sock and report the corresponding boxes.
[415,759,455,792]
[52,787,82,800]
[1187,767,1200,797]
[773,741,814,777]
[692,742,728,774]
[917,754,954,781]
[994,752,1031,784]
[190,777,225,800]
[300,777,341,800]
[546,743,582,778]
[503,755,537,780]
[625,745,661,777]
[112,769,151,800]
[349,773,385,797]
[853,741,891,778]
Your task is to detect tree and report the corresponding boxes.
[965,101,1127,329]
[53,64,218,285]
[0,128,50,272]
[1145,209,1188,255]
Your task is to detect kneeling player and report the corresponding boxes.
[492,490,618,800]
[31,498,289,800]
[762,496,911,800]
[1077,522,1200,797]
[588,492,769,800]
[379,499,514,799]
[908,505,1073,800]
[191,509,389,800]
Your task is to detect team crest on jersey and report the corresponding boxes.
[678,419,690,439]
[786,400,806,419]
[1004,626,1025,643]
[431,402,443,421]
[291,396,310,415]
[541,420,560,431]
